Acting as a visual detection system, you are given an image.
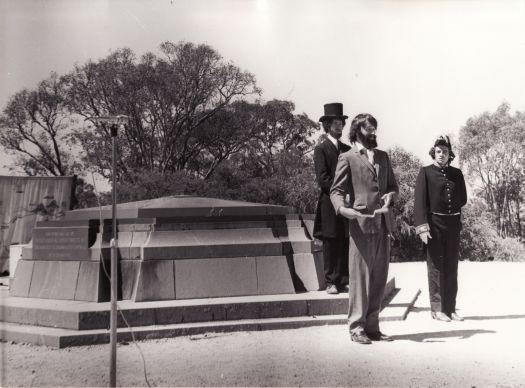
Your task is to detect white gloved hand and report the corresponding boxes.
[419,231,432,244]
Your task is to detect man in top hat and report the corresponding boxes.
[330,113,398,344]
[313,103,351,294]
[414,136,467,322]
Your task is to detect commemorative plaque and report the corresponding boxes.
[31,221,97,261]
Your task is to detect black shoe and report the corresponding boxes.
[431,311,451,322]
[337,284,350,292]
[326,284,338,294]
[366,331,394,342]
[350,331,372,344]
[449,312,464,321]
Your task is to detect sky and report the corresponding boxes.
[1,0,525,175]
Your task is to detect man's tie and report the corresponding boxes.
[361,148,374,166]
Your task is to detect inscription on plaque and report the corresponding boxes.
[32,227,92,260]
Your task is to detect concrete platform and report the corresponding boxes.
[0,276,421,348]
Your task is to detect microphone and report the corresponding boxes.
[85,115,129,137]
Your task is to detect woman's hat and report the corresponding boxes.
[434,135,452,149]
[319,103,348,122]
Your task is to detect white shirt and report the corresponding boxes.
[327,134,339,150]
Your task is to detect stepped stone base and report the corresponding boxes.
[11,196,326,302]
[0,276,422,348]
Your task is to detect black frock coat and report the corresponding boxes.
[313,138,351,239]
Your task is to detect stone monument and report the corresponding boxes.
[10,196,324,302]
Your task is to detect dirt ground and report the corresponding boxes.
[2,261,525,387]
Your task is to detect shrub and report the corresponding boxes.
[388,146,424,261]
[459,199,525,262]
[282,168,318,214]
[459,201,500,261]
[115,169,203,203]
[493,237,525,262]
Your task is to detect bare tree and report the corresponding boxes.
[0,73,79,176]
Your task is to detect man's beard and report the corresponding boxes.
[358,132,377,149]
[330,131,342,140]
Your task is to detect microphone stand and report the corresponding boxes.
[85,115,129,388]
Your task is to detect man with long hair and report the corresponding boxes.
[330,113,398,344]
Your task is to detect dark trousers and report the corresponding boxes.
[322,236,349,287]
[347,219,390,333]
[426,214,461,315]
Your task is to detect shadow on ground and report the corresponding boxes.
[391,329,495,342]
[464,314,525,321]
[409,306,431,313]
[410,307,525,321]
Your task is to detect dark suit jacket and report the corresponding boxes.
[330,146,398,234]
[414,164,467,231]
[313,138,351,239]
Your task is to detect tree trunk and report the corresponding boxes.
[516,198,522,241]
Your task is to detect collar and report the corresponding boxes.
[327,134,339,148]
[433,161,448,169]
[353,142,374,154]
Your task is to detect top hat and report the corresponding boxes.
[319,103,348,122]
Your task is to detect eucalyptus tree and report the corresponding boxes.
[64,42,261,182]
[459,102,524,239]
